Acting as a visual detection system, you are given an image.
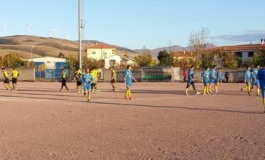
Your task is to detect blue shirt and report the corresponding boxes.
[187,69,194,81]
[252,68,258,79]
[217,71,223,80]
[210,68,216,80]
[244,70,251,81]
[257,68,265,89]
[123,70,132,85]
[202,70,210,82]
[82,73,93,85]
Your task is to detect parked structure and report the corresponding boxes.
[27,56,69,79]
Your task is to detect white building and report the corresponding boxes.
[28,56,67,69]
[86,43,137,69]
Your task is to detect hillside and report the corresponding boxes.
[0,35,92,59]
[0,35,139,60]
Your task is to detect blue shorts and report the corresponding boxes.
[210,78,217,84]
[253,79,260,86]
[246,79,251,85]
[187,80,194,85]
[126,82,132,87]
[83,84,91,91]
[203,80,209,86]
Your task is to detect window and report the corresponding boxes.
[109,60,116,67]
[248,52,254,57]
[236,52,242,58]
[120,60,127,68]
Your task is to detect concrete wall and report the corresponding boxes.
[178,69,245,83]
[1,68,35,81]
[103,69,142,82]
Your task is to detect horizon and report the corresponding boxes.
[1,0,265,49]
[0,34,264,51]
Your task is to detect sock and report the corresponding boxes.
[209,85,212,92]
[185,88,188,94]
[247,86,251,93]
[242,86,248,91]
[215,85,218,92]
[203,87,206,94]
[256,88,260,96]
[125,89,129,98]
[128,89,131,98]
[87,94,90,101]
[263,98,265,105]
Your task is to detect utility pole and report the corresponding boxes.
[78,0,82,69]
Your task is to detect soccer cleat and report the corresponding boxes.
[240,88,243,92]
[248,92,251,96]
[196,92,201,95]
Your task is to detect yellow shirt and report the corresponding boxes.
[111,69,116,80]
[74,70,82,80]
[12,70,19,78]
[91,70,98,82]
[3,71,9,79]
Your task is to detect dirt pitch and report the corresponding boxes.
[0,82,265,160]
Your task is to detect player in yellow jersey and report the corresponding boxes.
[11,68,19,91]
[90,67,99,93]
[60,69,69,92]
[110,67,117,91]
[2,67,12,90]
[74,68,82,93]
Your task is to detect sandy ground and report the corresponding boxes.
[0,81,265,160]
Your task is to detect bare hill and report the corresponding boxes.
[0,35,91,59]
[0,35,139,59]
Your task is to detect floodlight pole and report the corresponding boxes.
[78,0,82,69]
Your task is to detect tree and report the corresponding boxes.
[248,50,265,66]
[0,56,3,68]
[58,52,65,58]
[189,27,210,53]
[201,51,216,68]
[3,53,23,67]
[134,49,156,67]
[189,28,212,68]
[83,58,99,69]
[157,50,174,66]
[66,54,79,71]
[217,48,239,68]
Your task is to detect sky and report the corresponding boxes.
[1,0,265,49]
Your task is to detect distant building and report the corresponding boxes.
[86,43,137,69]
[28,56,69,79]
[211,43,265,62]
[171,51,195,60]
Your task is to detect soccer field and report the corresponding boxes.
[0,82,264,159]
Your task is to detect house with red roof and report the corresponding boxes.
[86,43,137,69]
[210,43,265,62]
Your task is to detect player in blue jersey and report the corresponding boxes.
[82,68,94,102]
[216,69,223,92]
[185,65,200,95]
[251,65,260,96]
[123,65,137,100]
[209,65,218,93]
[241,66,252,96]
[201,67,210,95]
[257,67,265,112]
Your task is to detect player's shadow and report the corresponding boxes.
[0,93,262,115]
[89,101,264,115]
